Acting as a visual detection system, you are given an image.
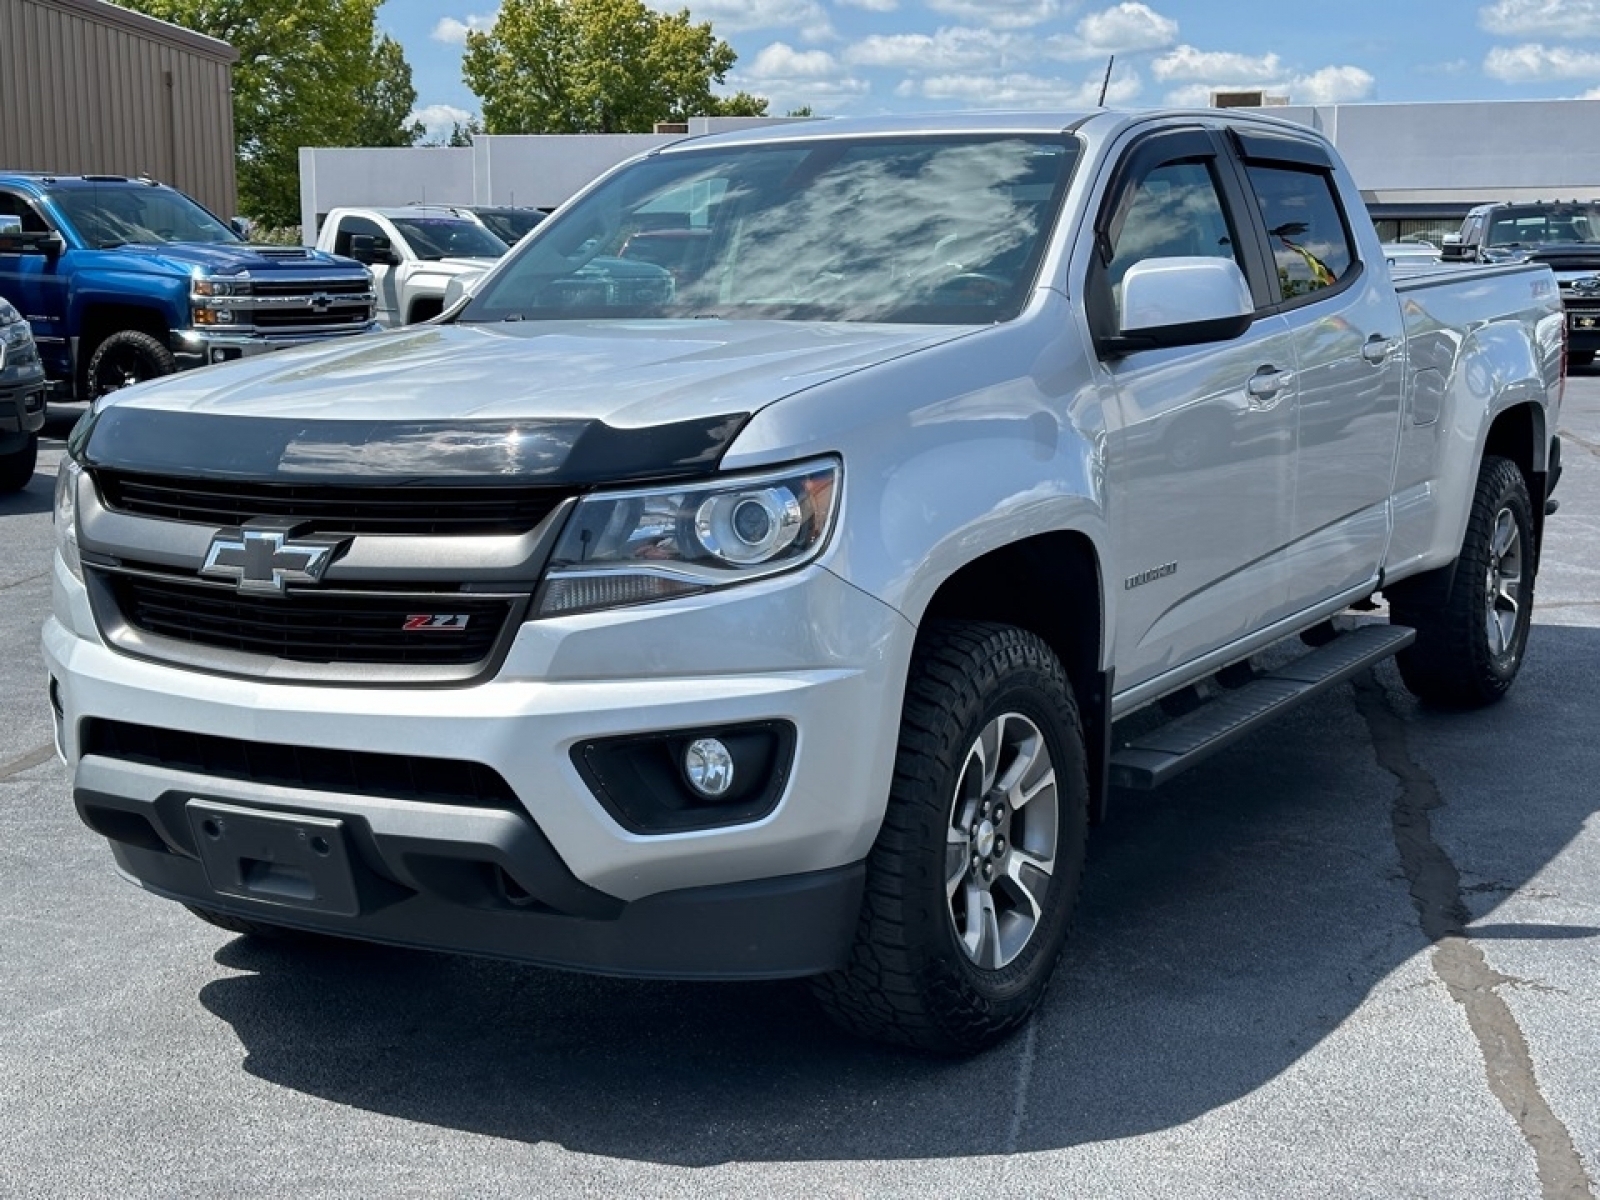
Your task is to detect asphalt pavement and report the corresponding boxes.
[2,378,1597,1199]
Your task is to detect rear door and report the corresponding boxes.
[1087,128,1300,694]
[1229,129,1405,611]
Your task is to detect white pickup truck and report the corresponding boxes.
[45,110,1565,1055]
[315,205,508,326]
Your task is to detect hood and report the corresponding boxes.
[81,319,975,484]
[104,241,364,277]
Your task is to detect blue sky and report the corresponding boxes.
[378,0,1600,139]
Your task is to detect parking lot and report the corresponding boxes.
[2,379,1598,1199]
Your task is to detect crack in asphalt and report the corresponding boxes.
[1005,1013,1039,1154]
[1559,428,1600,457]
[1354,675,1596,1200]
[0,568,48,593]
[0,743,55,782]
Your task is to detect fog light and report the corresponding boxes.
[684,738,734,798]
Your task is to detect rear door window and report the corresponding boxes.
[1241,164,1354,304]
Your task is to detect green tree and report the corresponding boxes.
[115,1,421,227]
[354,35,425,149]
[462,0,768,134]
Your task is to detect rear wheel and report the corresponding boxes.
[1390,454,1535,707]
[86,330,176,399]
[812,621,1089,1055]
[0,433,37,492]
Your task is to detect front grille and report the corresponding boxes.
[109,572,514,665]
[82,718,520,810]
[250,304,371,329]
[94,471,570,535]
[250,277,372,298]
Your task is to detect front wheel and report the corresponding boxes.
[86,330,176,399]
[1390,454,1535,707]
[811,621,1089,1055]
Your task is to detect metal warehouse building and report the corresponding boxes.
[0,0,237,215]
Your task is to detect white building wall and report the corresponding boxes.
[299,146,477,242]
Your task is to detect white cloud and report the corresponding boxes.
[1074,3,1179,53]
[907,68,1142,107]
[1161,62,1373,106]
[1480,0,1600,37]
[431,14,495,44]
[836,0,898,9]
[1486,42,1600,79]
[924,0,1063,31]
[409,103,475,141]
[730,49,869,114]
[1292,64,1375,103]
[750,42,842,77]
[846,27,1022,71]
[669,0,835,40]
[1153,46,1282,82]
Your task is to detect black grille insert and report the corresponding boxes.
[250,278,372,298]
[94,471,570,535]
[82,718,520,810]
[109,573,515,665]
[251,305,371,329]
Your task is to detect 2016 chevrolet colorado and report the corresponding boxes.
[44,110,1565,1054]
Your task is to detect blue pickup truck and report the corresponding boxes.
[0,174,377,401]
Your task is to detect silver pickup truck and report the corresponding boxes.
[44,110,1565,1055]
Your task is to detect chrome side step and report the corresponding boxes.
[1108,623,1416,790]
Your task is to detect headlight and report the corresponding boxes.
[535,457,840,617]
[0,299,28,371]
[191,277,238,297]
[53,459,83,582]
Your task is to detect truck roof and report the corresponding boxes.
[0,173,170,190]
[650,106,1335,152]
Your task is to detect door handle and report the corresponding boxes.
[1362,335,1396,364]
[1246,366,1293,407]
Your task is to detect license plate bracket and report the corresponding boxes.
[187,799,361,917]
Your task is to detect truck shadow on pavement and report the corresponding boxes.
[196,625,1600,1164]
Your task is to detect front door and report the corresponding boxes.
[1087,131,1300,694]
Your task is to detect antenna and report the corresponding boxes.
[1097,55,1115,107]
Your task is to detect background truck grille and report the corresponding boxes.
[252,304,372,329]
[94,471,570,535]
[108,573,514,666]
[82,718,520,810]
[250,277,372,298]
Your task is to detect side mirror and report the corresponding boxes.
[1106,257,1254,355]
[348,233,399,267]
[0,216,65,258]
[1439,234,1468,262]
[229,217,250,239]
[442,270,485,309]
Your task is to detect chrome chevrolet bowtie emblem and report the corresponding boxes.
[310,292,332,313]
[201,524,345,595]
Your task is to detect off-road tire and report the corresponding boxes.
[811,621,1089,1055]
[1390,454,1535,707]
[86,330,176,399]
[0,433,37,492]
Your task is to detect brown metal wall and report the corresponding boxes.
[0,0,237,215]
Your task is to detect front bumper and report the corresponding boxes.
[0,365,47,445]
[170,323,384,370]
[45,558,913,978]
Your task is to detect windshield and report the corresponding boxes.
[1486,204,1600,248]
[391,217,508,260]
[461,134,1080,325]
[51,184,240,249]
[475,209,546,244]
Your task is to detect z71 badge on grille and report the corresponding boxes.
[200,524,347,595]
[403,614,471,631]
